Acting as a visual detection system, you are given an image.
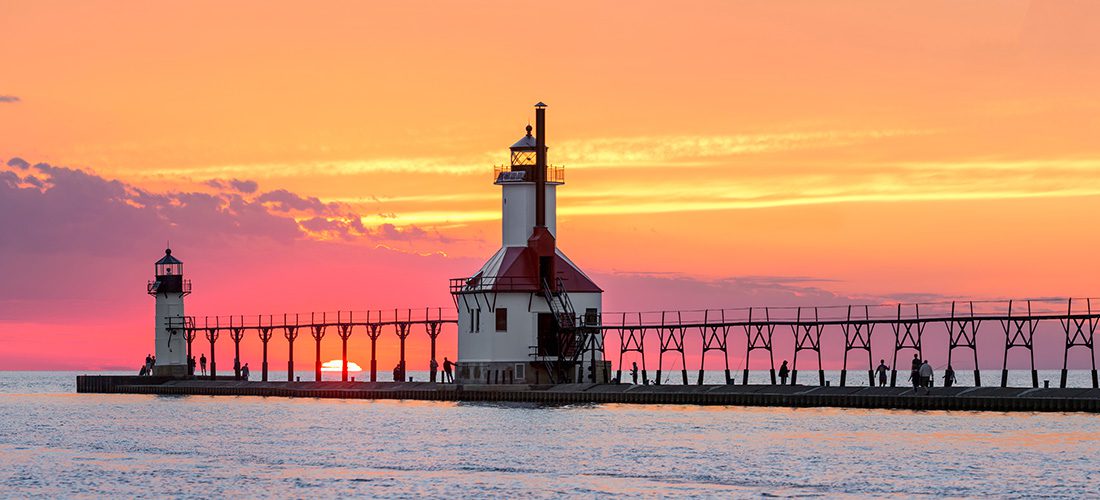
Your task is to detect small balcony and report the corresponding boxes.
[148,278,192,296]
[450,275,541,294]
[493,164,565,185]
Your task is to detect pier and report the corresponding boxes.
[157,297,1099,392]
[76,377,1100,413]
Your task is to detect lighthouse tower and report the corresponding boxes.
[451,103,608,384]
[147,248,191,376]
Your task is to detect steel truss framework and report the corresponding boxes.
[167,298,1100,388]
[600,298,1100,388]
[170,308,453,383]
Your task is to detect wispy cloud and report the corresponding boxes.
[554,130,929,168]
[0,95,19,103]
[122,129,929,181]
[340,156,1100,226]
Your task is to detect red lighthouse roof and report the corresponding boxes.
[453,246,601,294]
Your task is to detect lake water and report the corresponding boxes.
[2,371,1099,497]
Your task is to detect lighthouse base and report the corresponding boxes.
[152,364,189,377]
[456,360,611,385]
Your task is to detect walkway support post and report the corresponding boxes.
[841,305,874,387]
[204,319,219,381]
[946,301,982,387]
[1060,298,1098,389]
[311,313,327,382]
[743,307,777,385]
[229,318,245,381]
[367,322,382,382]
[284,314,299,382]
[1001,300,1039,388]
[426,308,443,383]
[395,309,412,381]
[337,311,353,382]
[184,326,197,376]
[258,318,273,382]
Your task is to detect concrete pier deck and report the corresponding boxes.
[76,376,1100,412]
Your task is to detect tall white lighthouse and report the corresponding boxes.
[147,248,191,376]
[451,103,608,384]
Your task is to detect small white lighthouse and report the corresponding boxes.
[451,103,608,384]
[147,248,191,376]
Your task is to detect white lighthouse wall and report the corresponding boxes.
[456,290,601,384]
[153,293,188,375]
[501,183,557,246]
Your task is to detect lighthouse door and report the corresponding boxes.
[537,313,560,357]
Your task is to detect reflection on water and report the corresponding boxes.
[1,372,1098,497]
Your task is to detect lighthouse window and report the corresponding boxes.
[469,308,481,333]
[496,308,508,332]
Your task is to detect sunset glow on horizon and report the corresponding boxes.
[321,360,362,373]
[3,1,1100,371]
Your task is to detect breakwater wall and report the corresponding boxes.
[76,376,1100,413]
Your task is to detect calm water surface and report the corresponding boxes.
[1,371,1098,498]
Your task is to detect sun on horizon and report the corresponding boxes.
[320,360,362,372]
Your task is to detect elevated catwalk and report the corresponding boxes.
[77,376,1100,413]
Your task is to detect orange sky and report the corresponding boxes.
[2,1,1100,370]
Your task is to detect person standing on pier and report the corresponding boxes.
[919,360,933,392]
[779,360,790,385]
[631,362,639,385]
[443,357,454,383]
[430,358,439,382]
[944,365,957,388]
[241,363,250,381]
[144,354,152,375]
[910,354,921,389]
[199,353,207,376]
[876,360,889,387]
[188,355,196,376]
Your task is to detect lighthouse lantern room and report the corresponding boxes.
[147,248,191,376]
[451,103,609,384]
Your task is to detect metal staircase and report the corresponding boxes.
[538,277,602,383]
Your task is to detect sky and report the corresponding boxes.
[2,1,1100,371]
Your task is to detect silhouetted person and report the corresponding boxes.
[631,362,639,385]
[241,363,250,381]
[909,354,921,389]
[188,356,196,376]
[199,354,207,376]
[393,363,401,382]
[876,360,889,387]
[919,360,933,391]
[429,358,439,382]
[443,357,455,383]
[943,365,957,387]
[779,360,790,385]
[139,364,148,377]
[144,354,153,375]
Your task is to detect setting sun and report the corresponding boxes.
[320,360,362,372]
